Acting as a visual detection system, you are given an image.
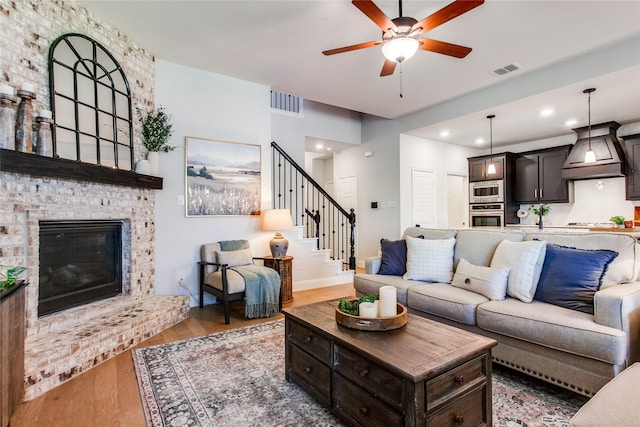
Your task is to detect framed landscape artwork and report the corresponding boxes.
[185,136,261,216]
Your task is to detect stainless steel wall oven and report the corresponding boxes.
[469,203,504,228]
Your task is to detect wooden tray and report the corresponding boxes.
[335,301,408,331]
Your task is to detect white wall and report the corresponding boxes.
[334,115,402,263]
[153,62,365,305]
[272,99,362,166]
[399,135,481,231]
[153,60,272,306]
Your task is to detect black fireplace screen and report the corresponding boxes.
[38,220,123,317]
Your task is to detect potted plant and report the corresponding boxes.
[0,265,26,290]
[610,215,626,228]
[528,204,550,216]
[136,106,175,175]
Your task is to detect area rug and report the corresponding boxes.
[132,320,588,427]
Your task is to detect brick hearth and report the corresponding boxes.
[24,295,189,400]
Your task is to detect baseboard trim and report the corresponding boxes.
[294,273,354,291]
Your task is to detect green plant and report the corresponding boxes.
[338,294,378,316]
[137,106,175,152]
[610,215,626,225]
[0,265,26,289]
[528,204,550,216]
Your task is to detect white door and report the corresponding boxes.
[337,175,358,260]
[412,169,436,227]
[446,174,467,228]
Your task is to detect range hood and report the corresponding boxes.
[562,121,625,180]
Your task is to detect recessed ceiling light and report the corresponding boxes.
[540,108,554,117]
[440,130,450,137]
[326,147,332,151]
[565,119,577,126]
[475,138,484,145]
[315,144,323,149]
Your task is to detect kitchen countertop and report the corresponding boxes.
[504,224,640,236]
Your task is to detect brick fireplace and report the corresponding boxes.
[0,164,190,400]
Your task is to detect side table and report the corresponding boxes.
[263,256,293,304]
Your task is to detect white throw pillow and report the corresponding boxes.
[452,258,510,301]
[216,248,253,267]
[490,240,547,302]
[403,236,456,283]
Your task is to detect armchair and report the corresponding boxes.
[198,240,281,324]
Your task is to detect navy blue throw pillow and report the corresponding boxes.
[378,239,407,276]
[533,244,618,314]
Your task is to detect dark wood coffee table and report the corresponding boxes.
[283,299,497,427]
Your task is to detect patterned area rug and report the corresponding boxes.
[132,319,587,427]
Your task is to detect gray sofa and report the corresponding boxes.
[354,227,640,396]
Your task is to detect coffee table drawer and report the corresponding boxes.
[289,344,331,406]
[426,355,486,410]
[426,385,487,427]
[334,373,403,427]
[334,344,403,408]
[288,321,331,363]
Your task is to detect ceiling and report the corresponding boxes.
[80,0,640,149]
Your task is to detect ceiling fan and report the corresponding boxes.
[323,0,484,77]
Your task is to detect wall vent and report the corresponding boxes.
[492,63,521,76]
[271,91,303,115]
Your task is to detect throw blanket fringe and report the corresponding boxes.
[232,265,280,318]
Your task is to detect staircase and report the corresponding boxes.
[270,141,356,287]
[281,225,354,290]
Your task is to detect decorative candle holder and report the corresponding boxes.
[36,116,54,157]
[15,89,35,153]
[0,93,17,150]
[336,299,407,331]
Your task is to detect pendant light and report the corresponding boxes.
[486,114,496,175]
[584,88,596,163]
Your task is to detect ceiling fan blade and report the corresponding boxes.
[380,59,397,77]
[322,40,382,56]
[418,38,472,58]
[352,0,397,33]
[413,0,484,35]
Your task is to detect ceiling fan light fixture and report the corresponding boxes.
[381,37,419,63]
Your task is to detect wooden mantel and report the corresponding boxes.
[0,148,162,190]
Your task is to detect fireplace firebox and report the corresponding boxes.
[38,220,123,316]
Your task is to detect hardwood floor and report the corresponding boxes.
[10,283,355,427]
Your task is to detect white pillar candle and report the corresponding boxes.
[0,84,14,96]
[379,285,397,317]
[359,302,378,319]
[39,109,52,119]
[21,82,35,93]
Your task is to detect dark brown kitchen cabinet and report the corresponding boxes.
[515,145,572,204]
[469,155,504,182]
[623,134,640,200]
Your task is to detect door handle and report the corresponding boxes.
[534,189,538,199]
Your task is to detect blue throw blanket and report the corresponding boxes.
[231,265,281,319]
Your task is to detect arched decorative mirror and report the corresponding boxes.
[48,33,134,170]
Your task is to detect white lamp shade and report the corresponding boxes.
[487,162,497,175]
[584,150,596,163]
[381,37,419,63]
[262,209,294,231]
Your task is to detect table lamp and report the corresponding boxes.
[262,209,294,258]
